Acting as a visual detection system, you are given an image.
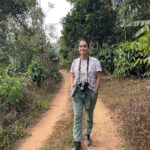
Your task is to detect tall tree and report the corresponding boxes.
[62,0,116,48]
[0,0,46,71]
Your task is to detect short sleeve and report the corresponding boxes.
[95,59,102,72]
[70,60,75,73]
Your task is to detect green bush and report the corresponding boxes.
[28,58,44,87]
[28,50,60,86]
[4,64,28,77]
[5,64,20,76]
[40,48,61,80]
[0,76,23,113]
[114,32,150,77]
[91,46,115,73]
[0,64,7,75]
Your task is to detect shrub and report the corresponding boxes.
[5,64,20,76]
[90,46,115,73]
[39,53,59,81]
[114,32,150,77]
[0,64,7,75]
[0,76,23,113]
[28,58,44,87]
[5,64,28,77]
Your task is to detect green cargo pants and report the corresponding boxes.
[71,86,98,142]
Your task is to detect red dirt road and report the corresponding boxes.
[17,70,125,150]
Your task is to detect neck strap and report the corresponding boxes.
[79,57,89,83]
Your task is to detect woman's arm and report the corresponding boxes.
[95,71,101,93]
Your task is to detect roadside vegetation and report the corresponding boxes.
[0,52,61,150]
[0,76,61,150]
[0,0,60,149]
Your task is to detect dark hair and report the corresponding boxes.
[78,39,90,48]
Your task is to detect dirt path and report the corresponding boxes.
[86,101,125,150]
[17,70,125,150]
[17,70,71,150]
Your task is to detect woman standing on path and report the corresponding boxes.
[70,39,102,150]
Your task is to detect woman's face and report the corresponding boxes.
[79,40,89,55]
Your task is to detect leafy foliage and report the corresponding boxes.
[114,32,150,77]
[127,20,150,38]
[0,0,36,21]
[28,46,60,87]
[62,0,116,48]
[90,46,115,73]
[28,58,44,87]
[0,64,7,75]
[0,76,23,113]
[5,64,22,76]
[0,4,47,73]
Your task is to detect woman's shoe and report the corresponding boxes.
[86,134,92,146]
[71,141,81,150]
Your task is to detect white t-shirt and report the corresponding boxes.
[70,56,102,91]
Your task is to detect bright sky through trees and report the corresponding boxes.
[39,0,71,42]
